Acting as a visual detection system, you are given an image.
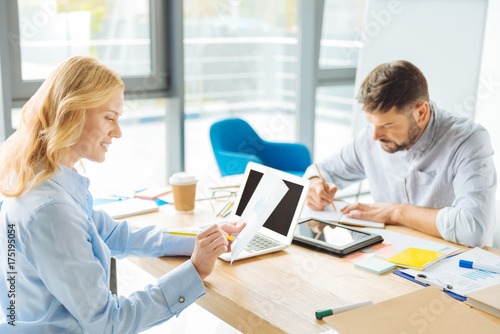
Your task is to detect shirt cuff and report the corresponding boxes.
[157,260,206,316]
[303,165,319,180]
[162,230,196,256]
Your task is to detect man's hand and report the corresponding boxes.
[341,202,441,238]
[306,178,338,211]
[341,202,396,224]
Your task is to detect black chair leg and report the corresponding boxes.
[110,257,118,296]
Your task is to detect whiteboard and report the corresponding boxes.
[351,0,488,135]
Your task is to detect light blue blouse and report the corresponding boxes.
[305,102,497,247]
[0,165,205,333]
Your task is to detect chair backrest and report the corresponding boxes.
[210,118,264,154]
[210,118,265,176]
[210,117,312,177]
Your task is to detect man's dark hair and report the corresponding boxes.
[356,60,429,114]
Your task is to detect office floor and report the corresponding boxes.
[116,258,242,334]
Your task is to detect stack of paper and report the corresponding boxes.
[386,247,445,271]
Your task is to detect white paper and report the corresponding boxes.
[300,202,385,228]
[230,169,288,263]
[401,247,500,297]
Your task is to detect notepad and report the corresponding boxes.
[300,204,385,228]
[95,198,159,219]
[354,256,396,275]
[387,247,444,271]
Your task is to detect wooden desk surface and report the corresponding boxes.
[125,201,498,334]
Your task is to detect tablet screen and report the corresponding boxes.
[295,220,370,247]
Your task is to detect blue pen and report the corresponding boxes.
[459,259,500,274]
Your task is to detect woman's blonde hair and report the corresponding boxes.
[0,55,124,197]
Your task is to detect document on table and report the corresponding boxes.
[401,247,500,297]
[230,169,289,264]
[300,201,385,228]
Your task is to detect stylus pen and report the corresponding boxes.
[459,260,500,274]
[315,300,373,320]
[167,231,234,240]
[315,164,336,212]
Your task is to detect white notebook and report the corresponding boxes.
[300,202,385,228]
[95,198,159,219]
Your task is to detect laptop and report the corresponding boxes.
[199,162,310,261]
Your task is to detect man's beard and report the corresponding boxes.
[379,117,421,153]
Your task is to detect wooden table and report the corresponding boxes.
[125,201,498,334]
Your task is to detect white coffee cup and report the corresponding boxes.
[169,172,198,213]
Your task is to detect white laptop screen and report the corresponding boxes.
[234,169,305,237]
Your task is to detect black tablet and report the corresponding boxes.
[292,218,383,256]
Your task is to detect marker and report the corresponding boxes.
[459,260,500,274]
[167,231,234,240]
[315,300,373,320]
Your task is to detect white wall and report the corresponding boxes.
[351,0,489,134]
[475,0,500,199]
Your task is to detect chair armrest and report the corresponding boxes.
[213,150,263,176]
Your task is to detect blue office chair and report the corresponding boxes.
[210,118,312,176]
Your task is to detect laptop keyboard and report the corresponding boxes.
[244,234,280,253]
[197,223,280,253]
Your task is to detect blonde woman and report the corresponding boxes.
[0,56,242,333]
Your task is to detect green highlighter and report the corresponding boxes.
[315,300,373,320]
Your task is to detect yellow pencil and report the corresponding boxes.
[220,201,234,217]
[315,164,337,212]
[167,231,234,240]
[216,200,235,217]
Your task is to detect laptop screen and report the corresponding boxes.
[235,170,305,236]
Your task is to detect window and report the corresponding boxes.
[183,0,299,184]
[6,0,168,106]
[314,0,365,161]
[1,0,175,197]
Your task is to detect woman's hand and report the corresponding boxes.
[190,224,228,280]
[220,221,246,252]
[190,222,245,280]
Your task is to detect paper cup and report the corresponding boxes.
[169,172,198,213]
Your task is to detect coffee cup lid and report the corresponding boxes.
[169,172,198,185]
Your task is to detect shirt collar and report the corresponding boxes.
[409,100,437,153]
[52,164,91,212]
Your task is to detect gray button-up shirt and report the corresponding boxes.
[304,102,496,247]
